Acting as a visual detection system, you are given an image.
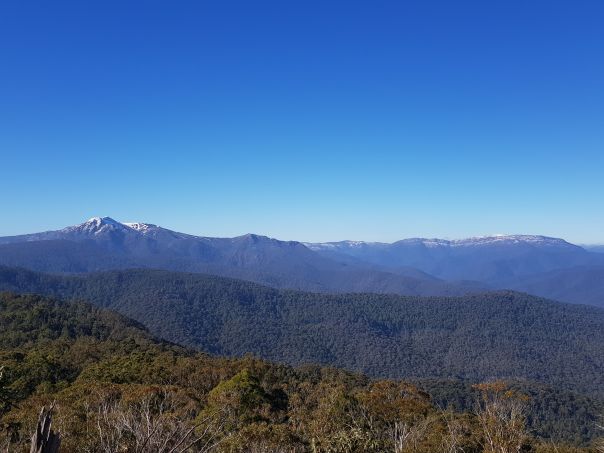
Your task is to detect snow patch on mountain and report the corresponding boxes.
[304,240,386,251]
[61,217,130,235]
[308,235,576,250]
[123,222,157,232]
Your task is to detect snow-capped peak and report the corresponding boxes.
[123,222,157,232]
[61,216,130,235]
[57,217,199,240]
[86,216,121,226]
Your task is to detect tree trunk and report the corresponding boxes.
[30,406,60,453]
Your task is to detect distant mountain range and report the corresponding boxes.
[1,216,603,306]
[305,235,596,282]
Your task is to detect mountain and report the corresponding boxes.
[0,217,485,296]
[306,235,603,283]
[503,265,604,307]
[1,266,603,400]
[305,237,604,306]
[4,218,604,305]
[1,291,601,449]
[584,244,604,253]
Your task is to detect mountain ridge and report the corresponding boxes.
[0,217,488,296]
[2,217,604,306]
[306,234,578,249]
[0,216,585,249]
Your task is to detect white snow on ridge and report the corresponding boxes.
[51,217,577,250]
[448,235,572,247]
[304,240,386,251]
[62,217,207,241]
[123,222,156,232]
[307,235,574,249]
[61,216,129,235]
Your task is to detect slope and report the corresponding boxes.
[1,292,602,449]
[1,266,602,400]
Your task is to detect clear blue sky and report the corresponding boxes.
[1,1,603,243]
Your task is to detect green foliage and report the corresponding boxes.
[0,291,602,451]
[419,379,604,446]
[204,369,273,429]
[1,267,603,402]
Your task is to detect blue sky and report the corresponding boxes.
[1,1,603,243]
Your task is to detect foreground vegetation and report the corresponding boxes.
[1,292,603,452]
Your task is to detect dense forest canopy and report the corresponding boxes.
[0,292,603,452]
[0,267,603,399]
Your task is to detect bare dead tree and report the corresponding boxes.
[30,406,61,453]
[439,409,467,453]
[473,382,528,453]
[392,417,431,453]
[85,390,225,453]
[393,421,413,453]
[596,420,604,453]
[0,366,9,417]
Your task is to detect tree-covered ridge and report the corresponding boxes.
[0,267,603,399]
[0,292,602,452]
[0,289,148,348]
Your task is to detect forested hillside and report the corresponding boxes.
[1,267,603,400]
[504,265,604,307]
[0,292,602,451]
